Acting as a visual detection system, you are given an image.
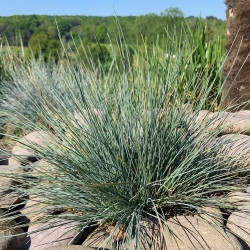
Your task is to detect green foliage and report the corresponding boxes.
[29,33,50,53]
[0,11,225,47]
[160,7,184,18]
[95,24,108,43]
[57,19,72,34]
[47,25,58,39]
[29,33,60,61]
[206,16,218,20]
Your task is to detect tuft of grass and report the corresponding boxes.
[0,24,248,249]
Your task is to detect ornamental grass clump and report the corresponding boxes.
[0,30,249,249]
[0,53,76,135]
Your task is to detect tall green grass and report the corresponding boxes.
[0,22,248,249]
[146,19,225,109]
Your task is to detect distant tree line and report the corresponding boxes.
[0,8,225,46]
[0,8,226,64]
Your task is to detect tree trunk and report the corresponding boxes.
[222,0,250,110]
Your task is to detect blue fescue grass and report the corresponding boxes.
[0,25,248,249]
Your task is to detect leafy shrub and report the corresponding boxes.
[29,33,60,61]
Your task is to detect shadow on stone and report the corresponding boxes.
[0,159,9,165]
[19,236,31,250]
